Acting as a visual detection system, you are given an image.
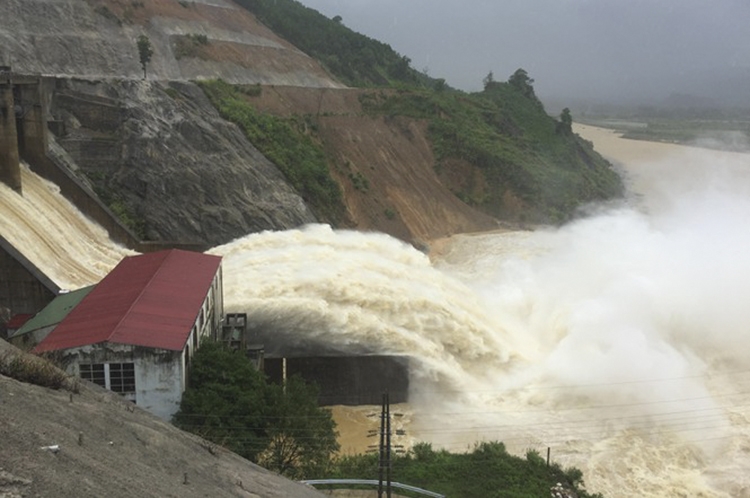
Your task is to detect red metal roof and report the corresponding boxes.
[7,314,33,329]
[34,250,221,353]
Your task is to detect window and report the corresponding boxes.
[79,362,135,396]
[109,363,136,394]
[80,363,105,388]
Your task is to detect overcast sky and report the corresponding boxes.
[297,0,750,107]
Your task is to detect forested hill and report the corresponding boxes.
[1,0,623,247]
[224,0,624,226]
[232,0,431,88]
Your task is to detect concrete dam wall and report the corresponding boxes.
[265,356,410,406]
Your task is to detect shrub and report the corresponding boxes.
[95,6,122,26]
[0,351,71,390]
[198,79,345,224]
[164,87,181,100]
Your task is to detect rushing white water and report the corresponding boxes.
[209,131,750,497]
[5,129,750,496]
[0,163,134,289]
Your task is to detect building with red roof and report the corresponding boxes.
[34,249,223,420]
[4,313,32,339]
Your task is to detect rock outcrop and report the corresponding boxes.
[50,77,317,246]
[1,0,615,250]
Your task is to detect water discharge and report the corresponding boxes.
[0,163,134,289]
[4,129,750,496]
[208,127,750,497]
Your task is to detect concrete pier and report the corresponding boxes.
[0,67,21,192]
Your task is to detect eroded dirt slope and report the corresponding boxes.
[250,86,501,246]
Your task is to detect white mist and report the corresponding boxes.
[211,131,750,497]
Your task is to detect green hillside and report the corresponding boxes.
[232,0,434,88]
[361,77,623,223]
[231,0,624,224]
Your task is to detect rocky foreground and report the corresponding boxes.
[0,340,325,498]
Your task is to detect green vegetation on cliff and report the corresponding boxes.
[329,442,603,498]
[231,0,623,224]
[209,0,623,226]
[233,0,428,87]
[362,75,624,223]
[199,79,345,224]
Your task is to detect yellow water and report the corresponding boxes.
[4,128,750,496]
[207,127,750,497]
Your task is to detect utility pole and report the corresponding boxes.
[377,392,392,498]
[386,392,392,498]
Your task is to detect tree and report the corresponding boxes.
[389,55,413,81]
[558,107,573,135]
[173,341,268,457]
[137,35,154,79]
[258,376,340,478]
[508,68,535,98]
[482,70,495,90]
[173,341,339,479]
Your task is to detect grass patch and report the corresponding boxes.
[174,34,210,59]
[328,441,603,498]
[198,79,345,224]
[361,84,623,223]
[91,180,147,240]
[108,198,146,239]
[0,351,74,391]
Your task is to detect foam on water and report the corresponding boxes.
[5,132,750,496]
[210,141,750,497]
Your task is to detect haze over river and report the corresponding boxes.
[3,125,750,497]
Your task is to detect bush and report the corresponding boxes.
[0,351,71,390]
[173,341,340,479]
[328,439,603,498]
[198,79,345,224]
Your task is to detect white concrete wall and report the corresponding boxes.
[135,352,184,421]
[64,343,185,421]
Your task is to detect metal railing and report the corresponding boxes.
[300,479,445,497]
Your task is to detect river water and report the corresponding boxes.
[3,126,750,496]
[209,126,750,497]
